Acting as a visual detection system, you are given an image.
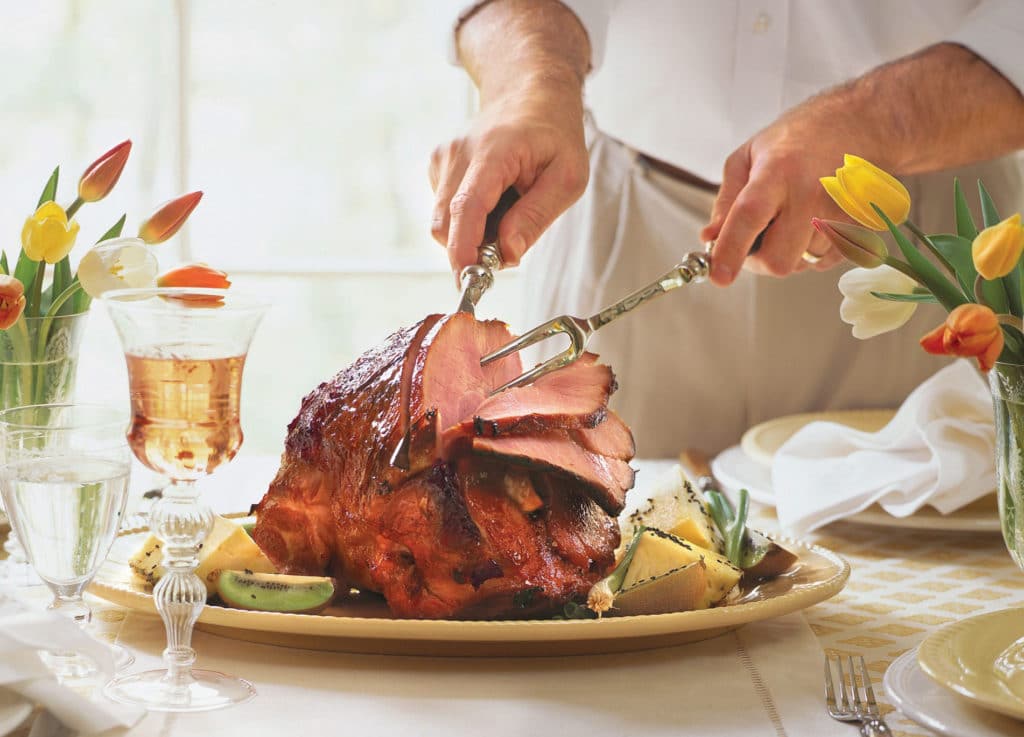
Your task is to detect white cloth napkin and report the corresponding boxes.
[0,593,144,737]
[116,609,837,737]
[773,359,996,533]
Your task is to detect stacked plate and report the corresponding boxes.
[710,409,1001,532]
[884,608,1024,735]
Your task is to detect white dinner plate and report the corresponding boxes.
[885,648,1023,737]
[90,521,849,657]
[918,607,1024,722]
[740,408,897,467]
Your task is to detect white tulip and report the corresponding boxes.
[838,265,920,339]
[77,237,158,298]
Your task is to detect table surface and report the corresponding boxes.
[5,461,1024,737]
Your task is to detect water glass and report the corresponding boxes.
[0,403,132,680]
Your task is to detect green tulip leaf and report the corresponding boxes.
[927,233,1004,304]
[37,166,59,208]
[953,178,978,241]
[872,205,967,311]
[0,252,8,276]
[870,291,938,303]
[97,214,127,243]
[1000,322,1024,363]
[53,257,73,315]
[978,180,1001,229]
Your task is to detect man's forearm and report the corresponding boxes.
[819,43,1024,175]
[456,0,591,106]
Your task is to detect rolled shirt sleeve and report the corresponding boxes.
[946,0,1024,94]
[447,0,613,71]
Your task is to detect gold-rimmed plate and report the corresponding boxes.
[917,607,1024,722]
[90,523,849,657]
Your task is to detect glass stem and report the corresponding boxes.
[150,479,213,694]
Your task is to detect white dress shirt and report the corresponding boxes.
[455,0,1024,184]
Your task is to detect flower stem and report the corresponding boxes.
[905,219,958,280]
[65,197,84,219]
[883,257,926,285]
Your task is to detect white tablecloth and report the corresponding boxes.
[115,611,834,737]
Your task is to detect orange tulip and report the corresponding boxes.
[78,140,132,202]
[920,303,1004,371]
[157,263,230,290]
[138,191,203,244]
[0,275,26,330]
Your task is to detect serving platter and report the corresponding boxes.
[90,523,849,657]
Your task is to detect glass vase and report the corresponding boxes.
[989,362,1024,569]
[0,312,89,582]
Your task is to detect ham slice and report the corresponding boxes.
[471,432,634,515]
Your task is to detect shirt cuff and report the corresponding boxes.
[446,0,610,71]
[946,0,1024,95]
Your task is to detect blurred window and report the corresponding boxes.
[0,0,522,454]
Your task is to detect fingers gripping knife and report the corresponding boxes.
[389,188,520,469]
[480,230,766,394]
[456,187,521,314]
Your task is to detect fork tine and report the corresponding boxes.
[848,656,863,712]
[858,656,879,716]
[823,657,837,710]
[835,655,849,712]
[480,318,564,366]
[487,348,577,395]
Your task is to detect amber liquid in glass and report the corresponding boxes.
[126,351,246,477]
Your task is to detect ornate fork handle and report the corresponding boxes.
[860,718,892,736]
[587,251,710,331]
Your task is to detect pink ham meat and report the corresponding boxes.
[255,311,635,619]
[471,432,634,515]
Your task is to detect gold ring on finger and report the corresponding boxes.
[801,250,823,265]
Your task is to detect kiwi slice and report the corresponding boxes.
[217,570,336,614]
[740,530,798,579]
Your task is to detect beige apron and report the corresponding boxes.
[518,117,1023,457]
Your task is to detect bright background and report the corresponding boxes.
[1,0,526,454]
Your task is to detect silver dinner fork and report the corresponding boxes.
[825,654,892,736]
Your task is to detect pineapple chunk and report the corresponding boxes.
[620,529,741,608]
[621,465,724,554]
[129,516,276,596]
[614,561,707,616]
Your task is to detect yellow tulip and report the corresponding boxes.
[20,201,80,264]
[820,154,911,230]
[972,213,1024,279]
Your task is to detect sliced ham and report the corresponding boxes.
[571,410,635,460]
[471,432,634,515]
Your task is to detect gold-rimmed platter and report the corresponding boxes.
[91,521,849,657]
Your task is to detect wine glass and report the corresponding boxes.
[0,403,133,680]
[101,287,266,712]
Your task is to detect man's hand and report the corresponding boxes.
[699,107,863,286]
[701,43,1024,287]
[429,82,588,274]
[431,0,591,276]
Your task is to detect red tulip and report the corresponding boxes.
[78,140,132,203]
[0,275,26,330]
[138,191,203,244]
[920,303,1004,371]
[157,263,231,290]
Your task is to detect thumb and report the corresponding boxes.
[498,164,587,266]
[701,147,751,243]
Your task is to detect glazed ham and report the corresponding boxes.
[253,312,635,619]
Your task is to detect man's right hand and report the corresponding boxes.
[430,0,592,277]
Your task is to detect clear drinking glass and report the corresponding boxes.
[101,287,267,712]
[0,403,133,680]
